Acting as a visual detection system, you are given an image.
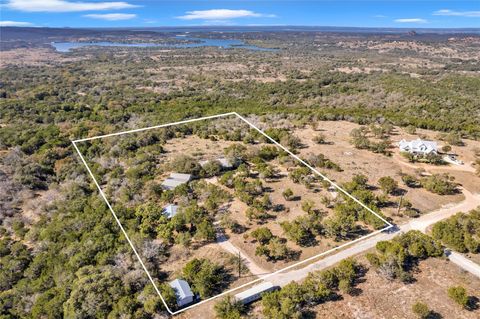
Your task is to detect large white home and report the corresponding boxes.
[398,138,438,155]
[169,279,194,307]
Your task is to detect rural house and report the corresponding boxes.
[161,173,191,190]
[169,279,194,307]
[398,138,438,155]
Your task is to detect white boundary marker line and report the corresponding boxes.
[72,112,394,316]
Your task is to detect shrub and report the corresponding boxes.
[214,295,245,319]
[282,188,294,200]
[420,174,457,195]
[182,258,227,298]
[378,176,398,195]
[447,286,469,308]
[412,301,431,319]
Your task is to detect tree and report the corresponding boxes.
[182,258,227,298]
[251,227,273,244]
[447,286,469,308]
[412,301,431,319]
[195,220,216,242]
[169,155,202,176]
[214,295,245,319]
[313,133,327,144]
[201,160,222,177]
[301,200,314,213]
[282,188,294,201]
[402,174,420,188]
[378,176,398,195]
[441,145,452,153]
[63,266,124,318]
[266,237,289,260]
[421,174,457,195]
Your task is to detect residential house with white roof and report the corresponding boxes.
[398,138,438,155]
[169,279,194,307]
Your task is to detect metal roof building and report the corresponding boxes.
[161,173,192,190]
[162,204,179,219]
[234,282,277,305]
[169,279,194,307]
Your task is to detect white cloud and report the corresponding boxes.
[433,9,480,17]
[0,20,34,26]
[5,0,138,12]
[394,18,428,23]
[177,9,275,20]
[84,13,136,21]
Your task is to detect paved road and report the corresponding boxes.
[267,188,480,287]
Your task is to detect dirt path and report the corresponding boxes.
[215,226,269,276]
[405,187,480,233]
[267,187,480,287]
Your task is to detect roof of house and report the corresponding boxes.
[161,173,192,189]
[169,173,191,182]
[234,282,275,301]
[162,204,179,218]
[399,138,438,153]
[169,279,194,300]
[217,157,233,168]
[161,178,187,189]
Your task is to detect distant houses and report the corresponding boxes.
[234,282,278,305]
[398,138,438,155]
[169,279,194,307]
[161,173,192,190]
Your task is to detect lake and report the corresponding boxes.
[51,36,277,53]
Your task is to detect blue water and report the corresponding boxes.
[51,36,277,53]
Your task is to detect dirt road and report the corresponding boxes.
[215,227,269,276]
[267,188,480,287]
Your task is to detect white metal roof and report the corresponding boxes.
[161,178,186,189]
[162,204,179,218]
[398,138,438,154]
[169,279,194,300]
[169,173,191,182]
[234,282,275,301]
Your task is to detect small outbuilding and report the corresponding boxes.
[162,204,179,219]
[161,173,192,190]
[234,282,278,305]
[169,279,194,307]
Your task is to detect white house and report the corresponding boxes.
[169,279,194,307]
[162,204,179,219]
[398,138,438,155]
[161,173,191,190]
[234,282,277,305]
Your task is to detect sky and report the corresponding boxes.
[0,0,479,28]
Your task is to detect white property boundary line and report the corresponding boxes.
[72,112,394,316]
